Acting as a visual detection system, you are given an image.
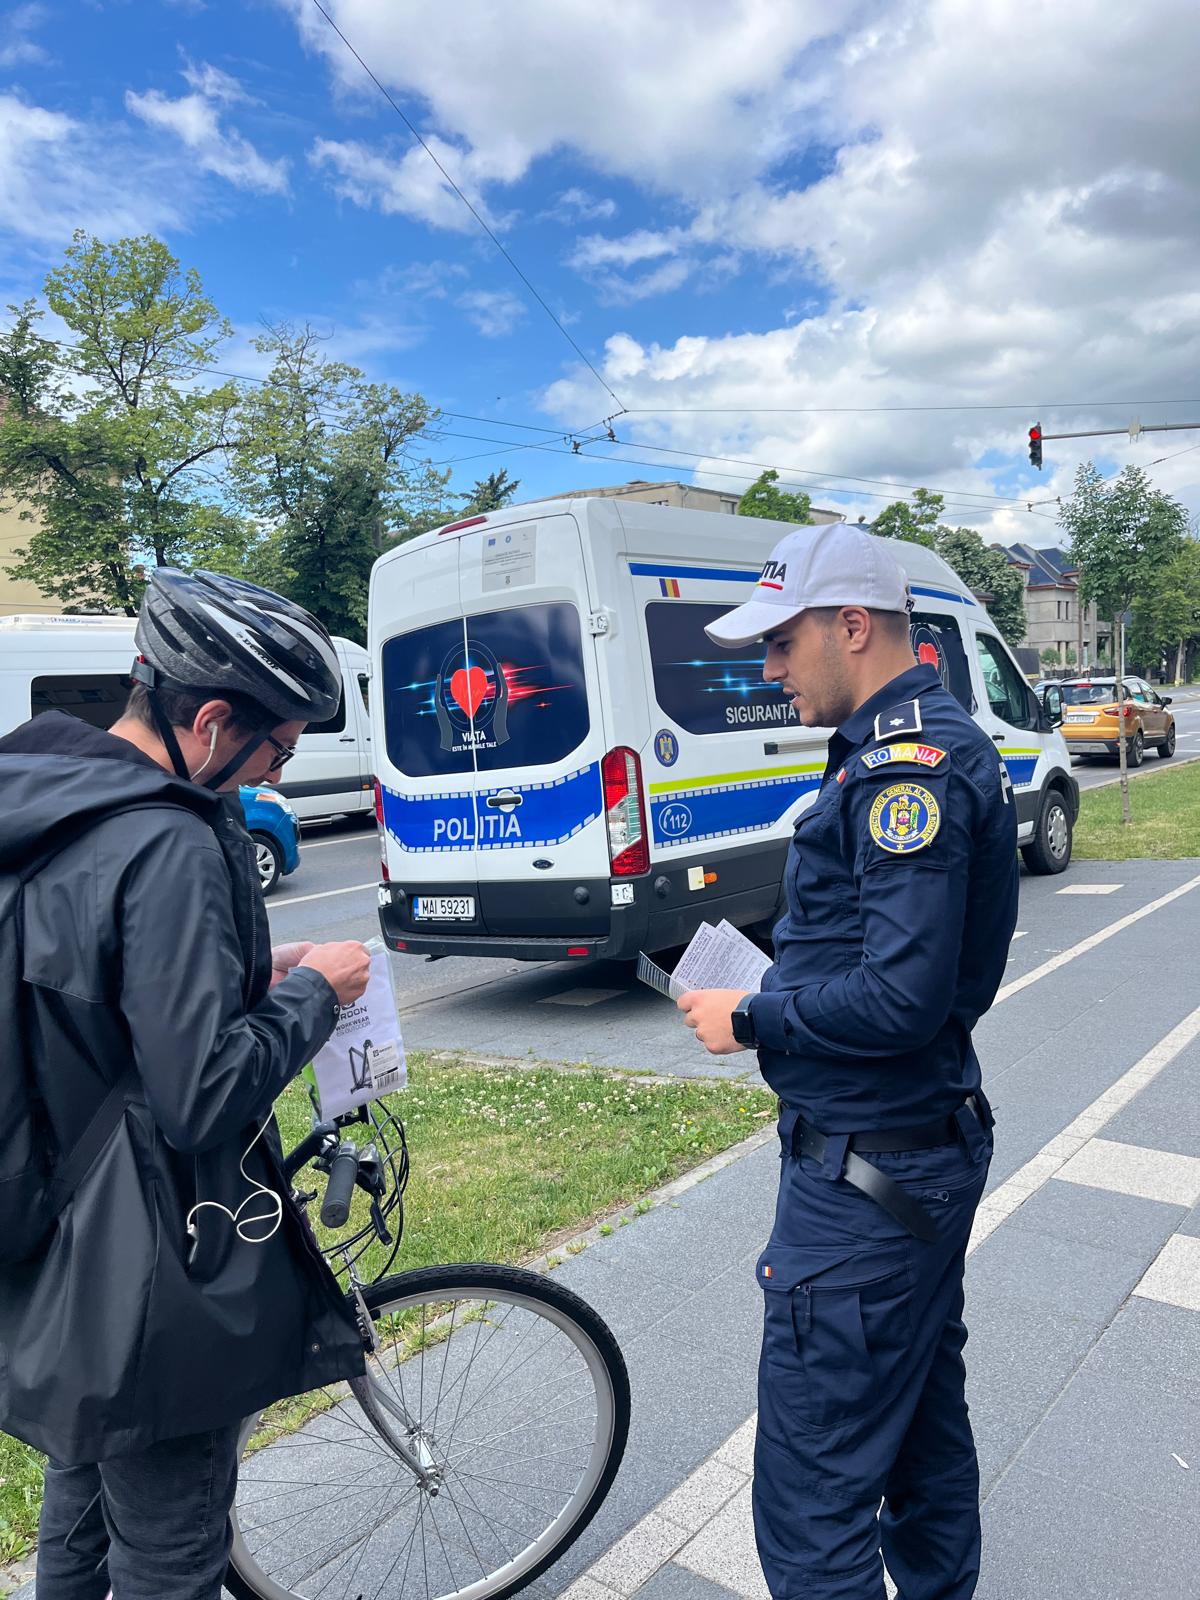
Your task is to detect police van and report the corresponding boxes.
[369,500,1078,964]
[0,614,374,822]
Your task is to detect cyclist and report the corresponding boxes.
[0,570,372,1600]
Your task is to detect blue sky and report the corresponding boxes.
[2,0,1199,537]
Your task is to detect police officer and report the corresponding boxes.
[679,522,1017,1600]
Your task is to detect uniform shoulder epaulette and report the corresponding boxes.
[873,698,923,741]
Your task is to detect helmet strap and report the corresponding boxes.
[131,657,267,791]
[130,658,191,782]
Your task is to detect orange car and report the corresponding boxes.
[1058,676,1176,764]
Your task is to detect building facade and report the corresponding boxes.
[1000,543,1108,669]
[0,502,57,617]
[528,479,842,522]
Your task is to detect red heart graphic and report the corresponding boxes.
[450,665,490,718]
[918,642,940,668]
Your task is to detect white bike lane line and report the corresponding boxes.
[559,874,1200,1600]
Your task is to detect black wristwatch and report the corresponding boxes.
[730,996,758,1048]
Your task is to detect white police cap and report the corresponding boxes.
[705,522,912,649]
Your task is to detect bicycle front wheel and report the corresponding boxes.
[227,1263,630,1600]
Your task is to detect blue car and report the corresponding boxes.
[239,786,301,895]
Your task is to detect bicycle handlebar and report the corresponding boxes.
[320,1141,360,1229]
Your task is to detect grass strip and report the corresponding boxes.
[1073,759,1200,859]
[1,1054,774,1570]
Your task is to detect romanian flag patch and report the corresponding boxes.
[659,577,681,597]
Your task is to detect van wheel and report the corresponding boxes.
[1020,789,1072,875]
[1157,725,1176,758]
[252,833,282,895]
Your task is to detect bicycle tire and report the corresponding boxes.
[226,1263,630,1600]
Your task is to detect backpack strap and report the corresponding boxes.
[45,1068,141,1219]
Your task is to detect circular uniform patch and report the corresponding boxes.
[868,782,941,854]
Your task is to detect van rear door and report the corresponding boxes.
[454,513,610,938]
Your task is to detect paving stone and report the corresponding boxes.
[1004,1173,1184,1254]
[675,1484,769,1600]
[1133,1233,1200,1311]
[1055,1136,1200,1206]
[1102,1040,1200,1158]
[965,1211,1149,1320]
[979,1465,1200,1599]
[635,1559,744,1600]
[1080,1296,1200,1402]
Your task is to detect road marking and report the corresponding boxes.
[994,871,1200,1004]
[1056,882,1122,895]
[300,833,377,850]
[566,1000,1200,1600]
[271,881,377,908]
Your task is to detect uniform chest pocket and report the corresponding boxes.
[756,1242,915,1430]
[789,795,855,920]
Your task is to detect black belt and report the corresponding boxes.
[782,1097,988,1245]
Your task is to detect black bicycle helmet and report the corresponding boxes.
[135,568,342,724]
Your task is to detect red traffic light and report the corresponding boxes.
[1028,423,1043,470]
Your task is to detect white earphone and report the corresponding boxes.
[191,721,220,781]
[185,1120,283,1250]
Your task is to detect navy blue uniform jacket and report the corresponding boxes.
[748,663,1018,1131]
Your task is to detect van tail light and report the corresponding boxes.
[373,778,390,882]
[602,746,649,877]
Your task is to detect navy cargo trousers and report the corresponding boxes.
[753,1106,992,1600]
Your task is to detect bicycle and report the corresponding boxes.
[225,1093,631,1600]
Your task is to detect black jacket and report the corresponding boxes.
[0,713,364,1463]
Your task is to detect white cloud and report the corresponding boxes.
[457,288,526,338]
[536,0,1200,535]
[309,134,519,232]
[543,187,617,224]
[285,0,843,198]
[0,4,50,68]
[125,65,288,196]
[0,94,183,260]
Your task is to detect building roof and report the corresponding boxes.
[1002,543,1079,587]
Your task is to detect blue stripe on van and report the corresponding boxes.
[911,583,977,606]
[631,564,978,607]
[381,764,604,853]
[652,772,821,848]
[629,562,759,584]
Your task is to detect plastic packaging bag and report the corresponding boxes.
[307,938,407,1118]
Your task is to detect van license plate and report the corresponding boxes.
[413,896,475,921]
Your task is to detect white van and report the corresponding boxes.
[0,615,374,823]
[368,501,1079,964]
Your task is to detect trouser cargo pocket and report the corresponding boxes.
[757,1241,915,1429]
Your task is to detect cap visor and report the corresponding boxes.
[704,600,803,649]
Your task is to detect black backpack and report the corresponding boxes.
[0,814,154,1264]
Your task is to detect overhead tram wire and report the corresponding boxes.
[416,426,1061,521]
[622,399,1200,415]
[307,0,625,415]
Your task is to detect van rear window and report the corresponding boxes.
[645,602,800,735]
[30,672,130,731]
[908,612,972,711]
[381,603,590,778]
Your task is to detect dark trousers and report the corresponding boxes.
[753,1117,991,1600]
[36,1426,240,1600]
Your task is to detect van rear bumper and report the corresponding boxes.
[378,837,789,963]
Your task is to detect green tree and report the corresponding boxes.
[737,469,812,524]
[1060,461,1189,816]
[0,234,246,613]
[932,525,1027,646]
[1039,647,1061,669]
[463,469,520,515]
[233,325,444,643]
[871,487,943,549]
[1127,537,1200,684]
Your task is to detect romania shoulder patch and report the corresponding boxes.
[860,742,947,772]
[868,782,941,855]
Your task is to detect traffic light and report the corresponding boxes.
[1028,424,1043,470]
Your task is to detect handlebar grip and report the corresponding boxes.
[320,1141,359,1229]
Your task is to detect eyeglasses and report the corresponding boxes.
[262,733,297,771]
